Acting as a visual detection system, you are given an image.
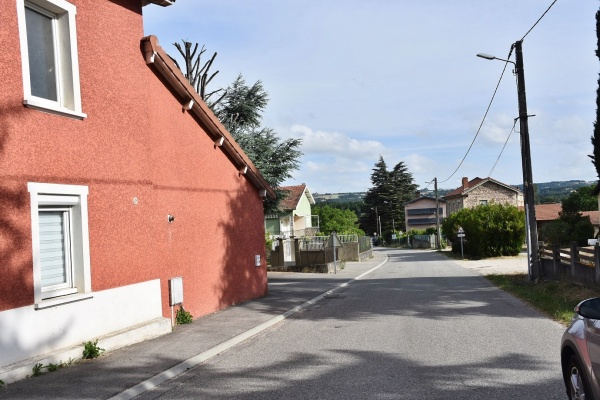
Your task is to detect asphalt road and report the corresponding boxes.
[136,248,567,399]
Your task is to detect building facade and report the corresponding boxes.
[0,0,273,382]
[444,177,523,216]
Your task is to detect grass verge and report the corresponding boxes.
[485,273,600,326]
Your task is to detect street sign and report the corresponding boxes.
[325,232,344,248]
[457,227,465,259]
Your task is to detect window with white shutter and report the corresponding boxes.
[28,183,91,307]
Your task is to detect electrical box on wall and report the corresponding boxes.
[255,255,261,267]
[169,277,183,306]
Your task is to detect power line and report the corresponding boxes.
[488,117,518,178]
[437,0,557,188]
[521,0,559,41]
[439,46,514,184]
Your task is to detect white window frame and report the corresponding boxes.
[28,183,92,308]
[17,0,86,119]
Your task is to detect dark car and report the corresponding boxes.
[561,297,600,399]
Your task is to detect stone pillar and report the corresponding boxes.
[293,237,301,267]
[276,238,284,267]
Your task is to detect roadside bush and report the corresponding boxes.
[442,203,525,258]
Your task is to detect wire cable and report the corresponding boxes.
[521,0,559,41]
[439,46,514,184]
[488,117,518,178]
[436,0,556,188]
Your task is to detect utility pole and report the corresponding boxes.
[434,177,441,250]
[515,40,540,282]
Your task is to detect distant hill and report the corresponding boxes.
[313,192,365,203]
[313,180,597,205]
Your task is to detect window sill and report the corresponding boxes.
[24,98,87,120]
[35,293,93,310]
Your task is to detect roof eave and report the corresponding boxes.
[142,0,175,7]
[141,35,276,200]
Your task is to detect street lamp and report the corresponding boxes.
[477,41,540,282]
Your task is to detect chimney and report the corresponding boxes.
[415,190,421,199]
[462,177,469,189]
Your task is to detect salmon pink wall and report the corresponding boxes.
[0,0,268,319]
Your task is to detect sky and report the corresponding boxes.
[143,1,599,193]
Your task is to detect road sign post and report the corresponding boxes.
[457,227,465,259]
[326,231,344,274]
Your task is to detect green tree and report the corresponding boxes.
[360,157,393,235]
[388,161,418,232]
[313,205,365,236]
[539,212,594,246]
[212,75,302,213]
[213,75,268,133]
[561,184,598,214]
[171,44,302,213]
[442,203,525,258]
[590,10,600,179]
[315,201,363,218]
[360,157,417,236]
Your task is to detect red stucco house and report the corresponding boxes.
[0,0,274,383]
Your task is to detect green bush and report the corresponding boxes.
[442,203,525,258]
[176,306,193,324]
[82,339,105,359]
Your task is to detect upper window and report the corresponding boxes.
[28,182,92,308]
[17,0,86,119]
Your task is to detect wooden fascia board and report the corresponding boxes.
[141,35,276,200]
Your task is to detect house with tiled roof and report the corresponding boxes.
[265,184,316,238]
[444,177,523,216]
[0,0,274,383]
[534,203,600,237]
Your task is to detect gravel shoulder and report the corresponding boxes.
[445,251,529,275]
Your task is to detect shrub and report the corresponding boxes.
[82,339,105,359]
[176,306,193,324]
[442,203,525,258]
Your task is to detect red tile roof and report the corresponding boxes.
[583,210,600,225]
[529,204,599,225]
[535,203,562,221]
[280,185,307,211]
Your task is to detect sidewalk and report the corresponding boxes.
[0,250,388,400]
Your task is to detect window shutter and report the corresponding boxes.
[39,211,68,287]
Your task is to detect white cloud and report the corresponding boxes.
[144,0,599,193]
[289,125,387,158]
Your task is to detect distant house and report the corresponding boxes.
[404,196,446,232]
[444,177,523,216]
[535,203,600,237]
[265,184,317,238]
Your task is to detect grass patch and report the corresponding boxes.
[485,273,600,325]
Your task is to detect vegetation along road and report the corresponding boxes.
[136,248,565,399]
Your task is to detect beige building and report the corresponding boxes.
[444,177,523,216]
[404,196,446,232]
